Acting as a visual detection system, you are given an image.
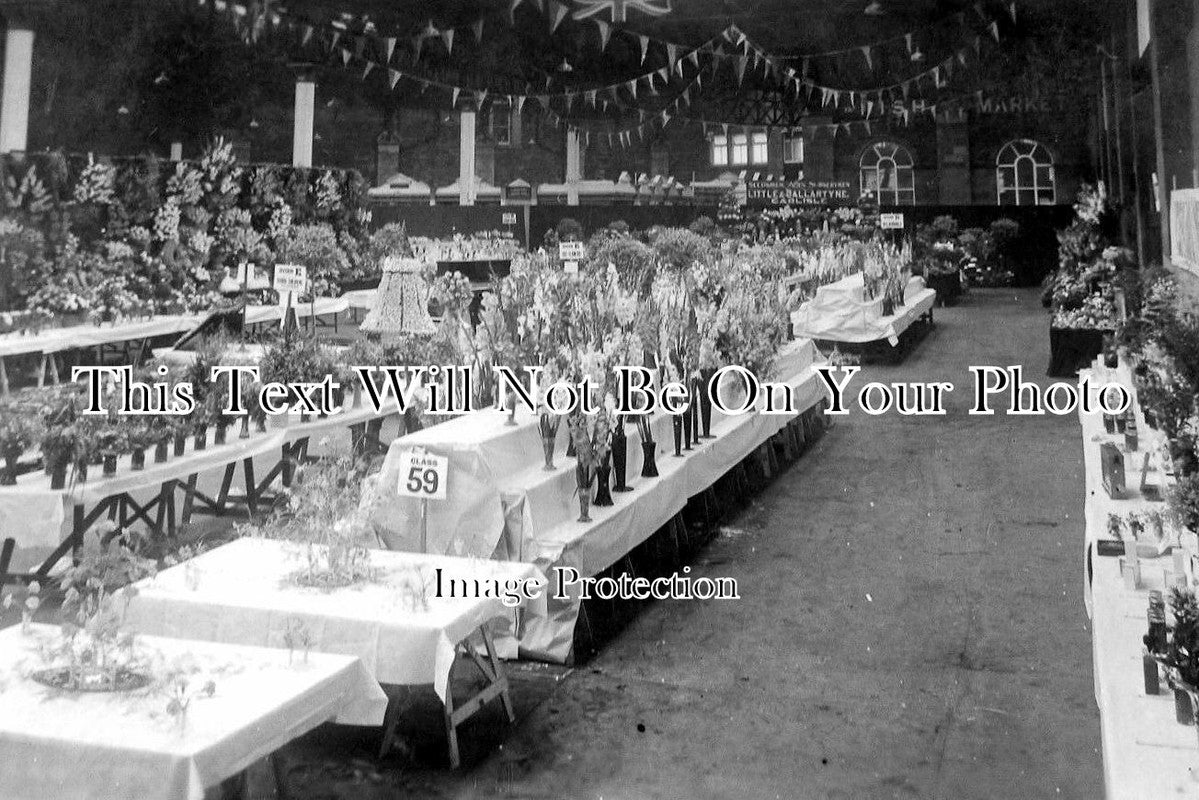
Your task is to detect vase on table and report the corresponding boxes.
[154,440,169,463]
[611,419,633,492]
[1177,686,1195,724]
[131,448,145,471]
[672,415,683,457]
[173,432,187,457]
[575,464,593,522]
[239,417,251,440]
[594,454,614,507]
[102,453,118,477]
[214,423,228,446]
[539,414,559,471]
[699,369,715,438]
[193,426,208,452]
[641,440,659,478]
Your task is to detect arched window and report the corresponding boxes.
[997,139,1055,205]
[859,141,915,205]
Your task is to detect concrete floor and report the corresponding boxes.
[278,287,1103,800]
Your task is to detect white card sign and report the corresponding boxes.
[558,241,586,261]
[397,450,448,500]
[880,213,905,230]
[502,212,518,225]
[563,260,579,274]
[273,263,309,294]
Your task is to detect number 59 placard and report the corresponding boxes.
[397,450,448,500]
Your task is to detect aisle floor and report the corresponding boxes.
[256,288,1105,799]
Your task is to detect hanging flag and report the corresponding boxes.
[383,37,396,63]
[441,29,454,53]
[362,61,374,79]
[866,100,874,117]
[688,49,700,69]
[451,87,460,107]
[628,79,638,99]
[957,49,968,66]
[301,25,314,47]
[595,19,611,50]
[549,1,570,33]
[682,87,691,106]
[901,81,911,100]
[340,48,352,66]
[638,35,650,64]
[989,21,1000,41]
[565,92,575,112]
[973,35,982,53]
[472,19,485,42]
[861,45,873,70]
[666,43,679,70]
[388,69,402,89]
[1008,1,1017,23]
[477,89,488,105]
[904,32,914,54]
[515,95,527,113]
[508,0,521,24]
[586,89,598,107]
[734,56,747,85]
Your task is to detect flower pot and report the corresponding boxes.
[1176,687,1194,724]
[1,450,18,485]
[193,427,208,452]
[131,448,145,471]
[154,441,169,463]
[173,432,187,457]
[214,424,227,446]
[594,460,614,507]
[49,462,67,490]
[640,440,659,478]
[102,454,118,477]
[672,415,684,457]
[542,434,557,471]
[611,424,632,492]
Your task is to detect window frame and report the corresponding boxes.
[711,134,729,167]
[996,138,1056,206]
[859,141,916,205]
[490,102,513,147]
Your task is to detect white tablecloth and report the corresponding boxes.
[0,315,200,358]
[790,273,935,344]
[1078,362,1199,798]
[371,339,827,660]
[0,623,385,800]
[125,537,547,703]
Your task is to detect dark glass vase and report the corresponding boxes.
[594,458,614,507]
[102,454,118,476]
[640,440,659,478]
[173,432,187,457]
[154,441,169,463]
[1,448,19,485]
[131,449,145,471]
[214,424,227,446]
[611,423,632,492]
[49,462,67,490]
[566,434,576,459]
[193,426,208,452]
[700,370,715,438]
[672,415,683,457]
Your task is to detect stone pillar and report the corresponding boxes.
[376,130,399,185]
[290,62,317,168]
[459,108,477,206]
[0,18,34,154]
[935,111,971,204]
[1189,0,1199,183]
[565,127,583,206]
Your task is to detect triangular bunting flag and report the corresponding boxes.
[639,35,650,65]
[688,50,700,69]
[362,61,374,79]
[301,25,314,47]
[989,21,1000,41]
[473,19,485,42]
[866,100,874,117]
[388,69,402,89]
[508,0,520,25]
[586,89,597,107]
[666,43,679,70]
[340,48,352,66]
[451,87,460,107]
[477,89,488,105]
[441,29,454,53]
[905,32,913,54]
[734,56,747,85]
[973,35,982,53]
[565,92,575,113]
[1009,1,1017,23]
[515,95,527,113]
[958,49,968,66]
[595,19,611,50]
[383,37,396,63]
[861,45,873,70]
[628,79,638,99]
[549,1,569,33]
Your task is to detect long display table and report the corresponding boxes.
[791,273,936,349]
[371,340,828,661]
[0,623,386,800]
[1078,359,1199,798]
[126,537,546,767]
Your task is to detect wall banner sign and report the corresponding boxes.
[745,180,853,208]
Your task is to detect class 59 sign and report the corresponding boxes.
[397,450,448,500]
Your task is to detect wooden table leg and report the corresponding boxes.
[378,686,410,759]
[0,356,8,396]
[0,538,15,584]
[181,473,199,524]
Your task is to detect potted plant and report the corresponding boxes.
[29,525,157,693]
[0,414,37,485]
